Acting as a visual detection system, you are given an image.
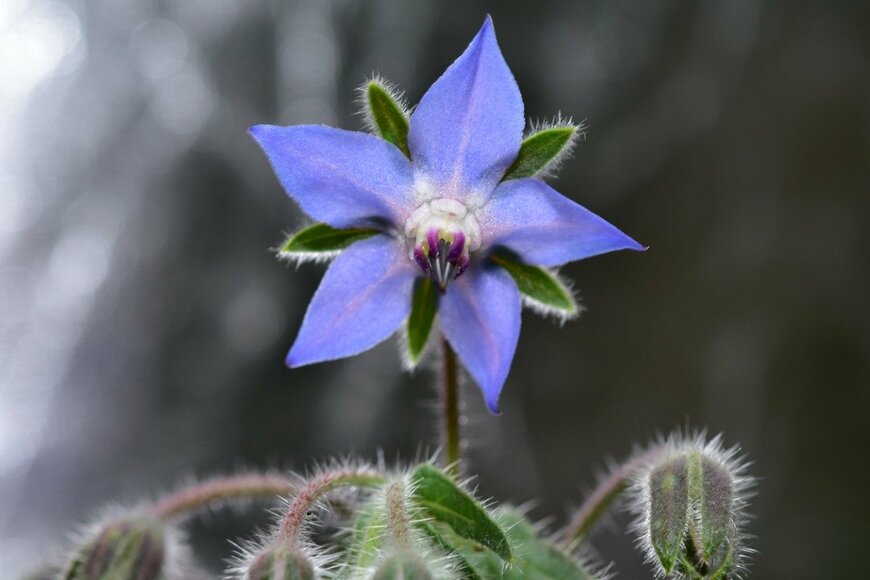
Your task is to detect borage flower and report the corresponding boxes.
[250,16,643,413]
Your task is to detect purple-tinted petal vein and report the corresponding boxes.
[480,178,645,266]
[250,124,414,228]
[439,265,521,413]
[286,235,416,366]
[408,16,524,205]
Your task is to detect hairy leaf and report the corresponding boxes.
[410,465,512,562]
[424,509,596,579]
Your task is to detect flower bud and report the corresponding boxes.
[633,434,752,579]
[647,455,691,574]
[372,550,434,580]
[62,517,166,580]
[245,546,315,580]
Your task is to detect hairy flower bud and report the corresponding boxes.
[632,434,753,579]
[62,517,167,580]
[246,546,315,580]
[372,550,435,580]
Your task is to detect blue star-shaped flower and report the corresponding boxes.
[250,17,643,413]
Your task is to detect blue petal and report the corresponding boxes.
[480,178,645,266]
[439,265,521,413]
[250,125,414,228]
[286,235,416,366]
[407,16,524,206]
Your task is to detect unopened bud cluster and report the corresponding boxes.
[61,513,188,580]
[245,546,315,580]
[631,434,753,579]
[340,476,448,579]
[372,550,435,580]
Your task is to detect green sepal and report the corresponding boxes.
[490,252,577,318]
[366,80,410,158]
[278,223,380,257]
[648,456,690,575]
[247,547,315,580]
[409,465,512,563]
[338,503,386,577]
[406,277,438,364]
[698,454,736,571]
[502,125,577,180]
[372,551,434,580]
[63,519,166,580]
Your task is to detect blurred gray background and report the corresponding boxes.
[1,0,868,577]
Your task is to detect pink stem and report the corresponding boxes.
[279,468,385,547]
[559,446,668,550]
[151,473,294,521]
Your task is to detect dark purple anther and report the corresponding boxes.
[426,229,441,258]
[454,254,470,278]
[446,231,466,262]
[413,246,429,272]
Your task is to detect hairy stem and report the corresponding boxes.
[279,468,385,547]
[151,473,294,521]
[560,446,669,550]
[441,338,461,477]
[384,479,412,546]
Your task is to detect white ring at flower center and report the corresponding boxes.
[404,199,481,252]
[430,198,467,219]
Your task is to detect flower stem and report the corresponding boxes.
[151,473,294,521]
[559,446,668,551]
[279,468,385,547]
[441,338,461,477]
[384,479,412,546]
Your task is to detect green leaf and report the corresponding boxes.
[416,521,482,580]
[425,510,597,580]
[278,223,380,257]
[502,126,577,180]
[406,278,438,364]
[409,465,512,562]
[495,509,595,579]
[490,253,577,318]
[367,81,410,158]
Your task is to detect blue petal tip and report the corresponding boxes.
[285,349,301,368]
[478,15,495,39]
[485,392,502,415]
[630,239,649,252]
[248,124,272,144]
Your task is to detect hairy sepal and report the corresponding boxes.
[490,252,580,323]
[277,223,381,265]
[61,507,194,580]
[629,431,755,580]
[404,277,439,367]
[359,76,411,158]
[502,117,583,181]
[338,474,456,579]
